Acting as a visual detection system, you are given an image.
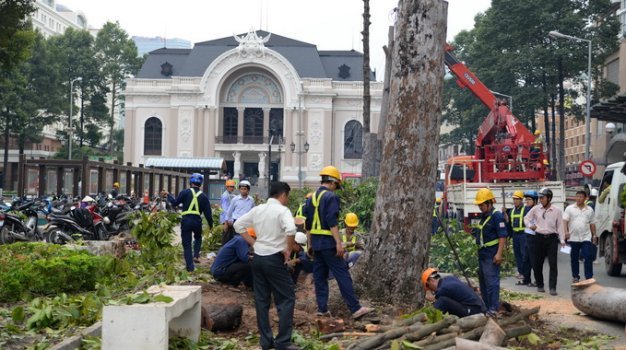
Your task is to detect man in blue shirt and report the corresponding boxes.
[223,180,255,244]
[472,188,507,316]
[503,190,532,284]
[304,165,372,320]
[163,173,213,272]
[211,228,254,287]
[422,268,485,317]
[220,180,236,243]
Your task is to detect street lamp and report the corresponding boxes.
[548,31,592,168]
[68,77,82,160]
[290,138,309,188]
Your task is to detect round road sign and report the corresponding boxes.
[579,160,597,177]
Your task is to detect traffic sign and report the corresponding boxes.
[579,160,597,177]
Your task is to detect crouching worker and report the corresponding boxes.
[422,268,486,318]
[287,232,313,284]
[210,227,255,288]
[342,213,365,268]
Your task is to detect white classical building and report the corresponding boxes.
[123,30,382,186]
[31,0,88,38]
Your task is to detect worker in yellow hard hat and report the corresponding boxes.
[432,197,443,234]
[111,182,120,197]
[305,165,372,319]
[503,190,532,285]
[341,213,364,268]
[473,188,507,316]
[422,267,486,317]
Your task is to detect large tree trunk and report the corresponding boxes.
[542,72,551,176]
[550,93,557,180]
[374,26,395,179]
[361,0,375,179]
[557,58,566,182]
[110,79,116,155]
[2,109,9,190]
[79,89,85,150]
[352,0,447,306]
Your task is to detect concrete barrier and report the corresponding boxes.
[102,285,201,350]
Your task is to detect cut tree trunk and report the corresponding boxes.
[201,303,243,331]
[405,316,457,341]
[477,318,505,346]
[457,314,488,331]
[352,0,448,306]
[455,338,507,350]
[571,278,626,322]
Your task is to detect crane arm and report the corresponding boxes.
[444,44,497,110]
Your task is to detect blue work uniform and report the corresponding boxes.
[433,276,486,317]
[304,186,362,314]
[474,208,507,314]
[219,190,234,224]
[506,205,531,282]
[168,186,213,272]
[211,235,252,287]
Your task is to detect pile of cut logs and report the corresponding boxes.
[321,307,539,350]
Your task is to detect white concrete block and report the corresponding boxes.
[102,285,201,350]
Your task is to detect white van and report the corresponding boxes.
[594,161,626,276]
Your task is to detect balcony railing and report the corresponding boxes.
[215,136,284,145]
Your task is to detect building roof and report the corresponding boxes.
[145,157,225,170]
[136,30,375,81]
[591,93,626,123]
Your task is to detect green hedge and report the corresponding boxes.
[0,243,112,302]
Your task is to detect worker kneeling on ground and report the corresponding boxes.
[472,188,507,316]
[287,232,313,284]
[341,213,365,268]
[210,227,255,288]
[422,268,486,318]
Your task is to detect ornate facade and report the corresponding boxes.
[124,30,383,186]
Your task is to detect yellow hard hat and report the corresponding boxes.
[543,159,549,165]
[344,213,359,227]
[436,197,442,204]
[113,182,120,188]
[305,192,314,199]
[421,268,438,289]
[534,130,541,136]
[474,188,495,205]
[512,190,525,199]
[225,180,236,187]
[320,166,342,184]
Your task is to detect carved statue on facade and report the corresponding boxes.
[234,29,271,58]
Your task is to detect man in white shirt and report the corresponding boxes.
[234,182,298,350]
[563,190,597,283]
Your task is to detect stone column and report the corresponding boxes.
[205,107,216,156]
[237,107,245,143]
[123,109,135,165]
[258,152,267,179]
[263,108,271,139]
[233,151,241,179]
[195,107,203,157]
[285,107,294,166]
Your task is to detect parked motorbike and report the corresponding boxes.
[0,200,46,244]
[45,206,107,244]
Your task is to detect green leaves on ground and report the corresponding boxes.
[118,291,173,305]
[130,210,180,263]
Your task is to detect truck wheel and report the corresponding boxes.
[604,232,623,276]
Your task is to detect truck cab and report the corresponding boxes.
[595,161,626,276]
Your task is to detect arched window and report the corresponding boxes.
[144,117,162,156]
[344,120,363,159]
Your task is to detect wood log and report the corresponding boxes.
[201,303,242,331]
[478,318,505,346]
[423,327,485,350]
[413,332,458,347]
[316,318,345,334]
[498,306,540,327]
[571,278,626,323]
[455,338,508,350]
[319,332,376,340]
[377,313,426,331]
[504,325,532,340]
[438,324,461,334]
[405,316,457,341]
[457,314,488,331]
[347,320,425,350]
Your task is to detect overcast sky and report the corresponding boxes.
[58,0,491,78]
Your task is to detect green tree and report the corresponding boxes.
[0,0,35,72]
[95,21,141,155]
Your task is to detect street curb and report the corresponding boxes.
[49,321,102,350]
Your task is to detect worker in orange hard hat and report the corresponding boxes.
[220,179,237,235]
[473,188,507,316]
[503,190,532,285]
[305,165,372,319]
[422,268,486,318]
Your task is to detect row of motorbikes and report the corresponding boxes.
[0,193,158,245]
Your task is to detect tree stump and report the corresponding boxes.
[478,318,505,346]
[571,278,626,322]
[201,303,242,331]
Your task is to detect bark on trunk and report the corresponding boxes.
[557,58,566,181]
[550,93,557,180]
[477,318,505,346]
[571,278,626,323]
[455,338,507,350]
[110,79,116,155]
[3,109,10,190]
[361,0,375,179]
[79,88,85,150]
[201,303,243,331]
[542,72,551,169]
[352,0,448,306]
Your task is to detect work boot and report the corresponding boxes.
[537,287,545,293]
[549,289,557,296]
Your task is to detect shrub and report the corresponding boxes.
[0,243,112,302]
[338,178,378,231]
[130,210,180,263]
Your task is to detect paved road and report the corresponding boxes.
[501,252,626,344]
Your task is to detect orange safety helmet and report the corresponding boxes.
[225,180,236,187]
[305,192,314,199]
[246,227,256,239]
[421,268,438,289]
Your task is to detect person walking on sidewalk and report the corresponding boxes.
[163,173,213,272]
[563,191,597,283]
[472,188,507,317]
[503,190,531,283]
[524,188,565,296]
[304,165,372,319]
[234,182,299,350]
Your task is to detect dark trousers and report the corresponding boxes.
[181,219,202,272]
[534,234,559,290]
[251,253,295,350]
[477,247,500,313]
[523,234,536,284]
[222,224,235,245]
[434,296,484,318]
[313,248,361,314]
[512,232,528,276]
[215,262,253,287]
[570,241,594,280]
[291,254,313,284]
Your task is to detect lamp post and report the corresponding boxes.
[291,139,309,188]
[68,77,82,160]
[267,133,283,197]
[548,31,592,177]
